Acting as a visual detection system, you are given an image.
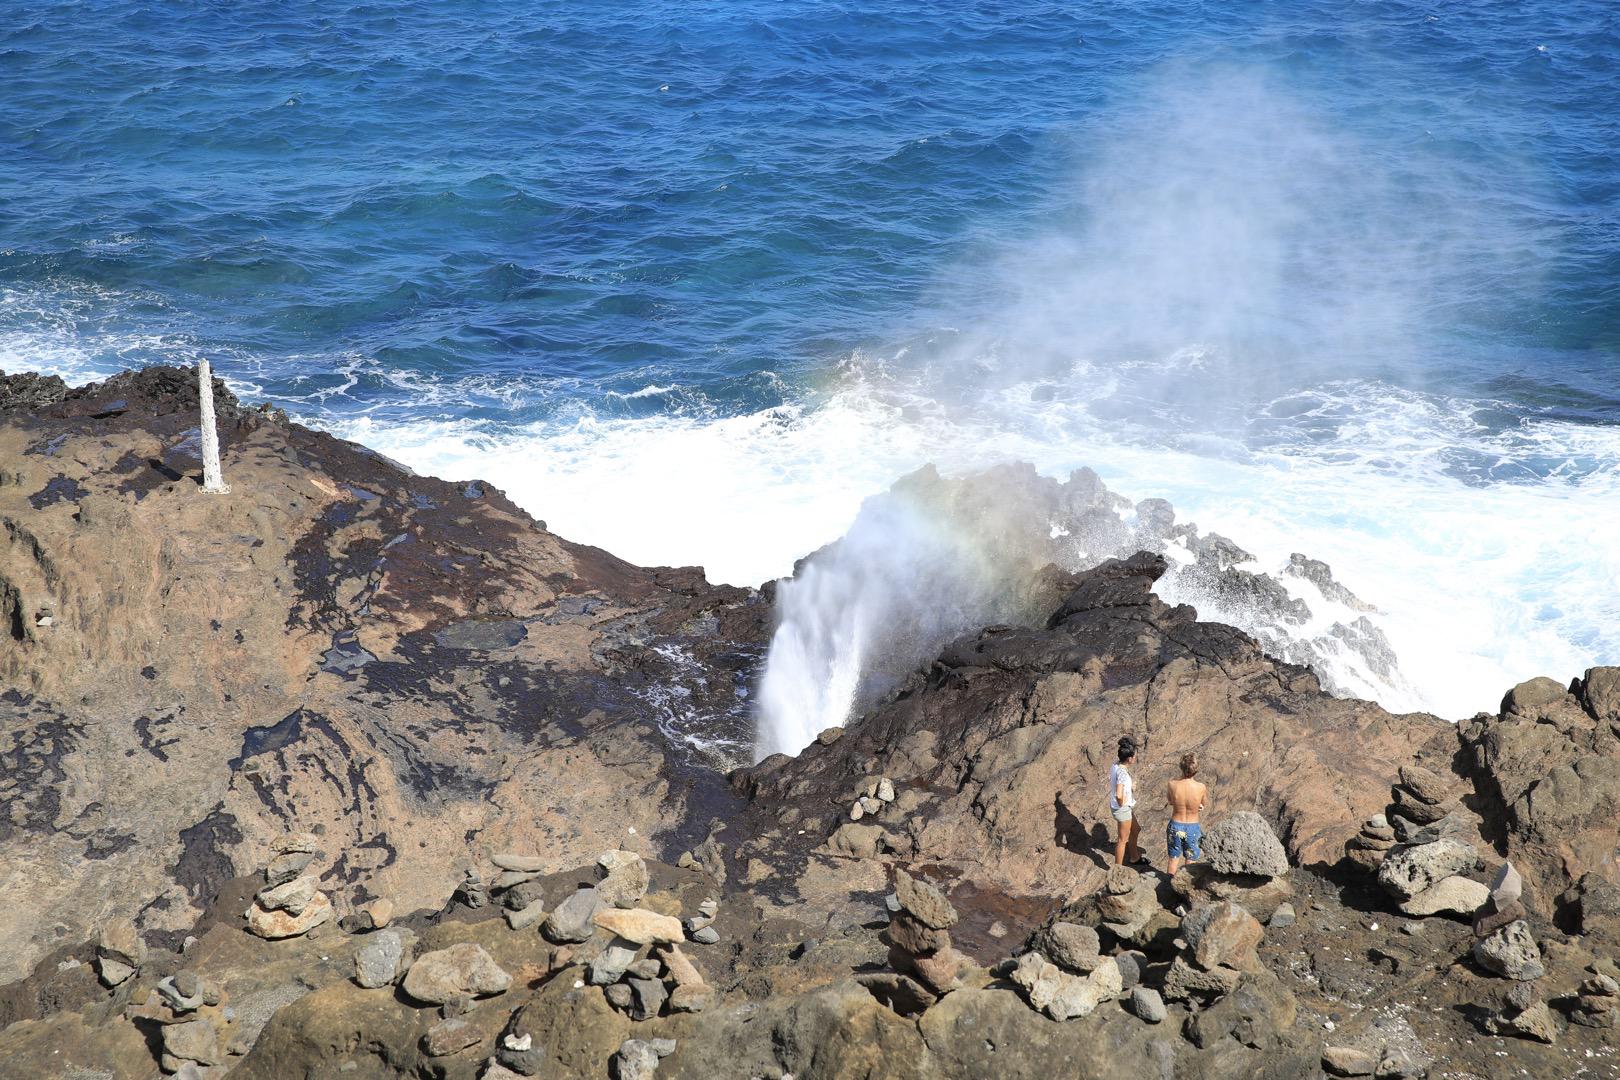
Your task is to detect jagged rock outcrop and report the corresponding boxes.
[739,551,1442,902]
[1460,671,1620,925]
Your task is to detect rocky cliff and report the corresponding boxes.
[2,366,1618,1080]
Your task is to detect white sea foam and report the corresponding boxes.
[324,360,1620,728]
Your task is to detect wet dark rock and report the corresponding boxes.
[433,619,528,650]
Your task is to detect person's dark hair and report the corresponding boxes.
[1180,752,1199,777]
[1117,736,1137,763]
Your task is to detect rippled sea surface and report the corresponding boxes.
[3,1,1618,717]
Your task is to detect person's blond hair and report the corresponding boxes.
[1180,752,1199,777]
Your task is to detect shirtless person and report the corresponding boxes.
[1166,753,1209,876]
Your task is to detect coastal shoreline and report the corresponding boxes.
[1,365,1617,1079]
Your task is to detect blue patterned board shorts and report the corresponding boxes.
[1167,821,1202,860]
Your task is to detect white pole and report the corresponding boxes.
[199,360,230,494]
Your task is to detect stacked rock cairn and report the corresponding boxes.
[883,870,971,999]
[127,967,232,1075]
[1345,761,1595,1047]
[1002,811,1293,1034]
[244,833,333,940]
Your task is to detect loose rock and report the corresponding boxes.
[1472,920,1545,981]
[1321,1045,1376,1076]
[593,908,684,946]
[544,886,607,944]
[627,977,668,1021]
[1128,986,1166,1023]
[596,850,651,908]
[491,853,546,873]
[1181,901,1263,972]
[1038,922,1101,973]
[422,1017,480,1057]
[1399,875,1489,918]
[506,899,547,931]
[1377,839,1479,900]
[613,1037,676,1080]
[256,873,319,915]
[894,870,958,930]
[354,928,413,989]
[401,943,511,1004]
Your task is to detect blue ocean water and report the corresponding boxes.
[3,1,1618,717]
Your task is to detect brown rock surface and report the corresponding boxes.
[0,366,769,982]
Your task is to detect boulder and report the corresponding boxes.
[1181,901,1263,972]
[887,912,951,956]
[596,850,651,908]
[401,943,511,1004]
[1400,875,1489,918]
[1397,764,1450,805]
[353,928,413,989]
[1472,921,1544,981]
[163,1018,223,1067]
[1170,862,1293,921]
[614,1037,676,1080]
[422,1017,481,1057]
[1104,864,1138,895]
[1377,839,1479,900]
[1501,676,1570,716]
[544,886,608,944]
[594,908,685,946]
[1181,968,1296,1051]
[909,945,968,996]
[894,871,958,930]
[1201,812,1289,878]
[1008,952,1062,1013]
[1493,1001,1558,1043]
[1162,956,1242,1002]
[1559,872,1620,936]
[1094,869,1163,942]
[1036,922,1101,974]
[1009,952,1121,1021]
[825,823,891,859]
